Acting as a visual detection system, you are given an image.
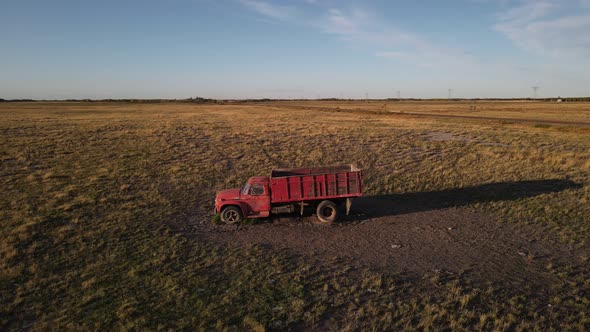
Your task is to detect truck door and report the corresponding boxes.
[245,184,271,216]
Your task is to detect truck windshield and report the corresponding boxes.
[241,184,250,195]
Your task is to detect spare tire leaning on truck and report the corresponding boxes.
[214,164,362,224]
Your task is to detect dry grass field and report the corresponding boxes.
[1,101,590,330]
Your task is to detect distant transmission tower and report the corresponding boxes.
[397,90,401,100]
[448,89,453,99]
[532,86,540,99]
[365,92,369,102]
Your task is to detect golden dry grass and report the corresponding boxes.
[1,101,589,330]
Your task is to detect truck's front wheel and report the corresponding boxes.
[316,200,339,223]
[221,206,243,224]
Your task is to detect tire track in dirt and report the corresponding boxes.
[256,103,590,127]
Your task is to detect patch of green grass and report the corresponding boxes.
[243,218,264,225]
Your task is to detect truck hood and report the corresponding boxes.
[216,188,241,201]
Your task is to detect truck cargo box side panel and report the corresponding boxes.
[348,172,360,193]
[270,164,363,204]
[337,173,346,195]
[302,175,314,199]
[328,173,336,196]
[288,177,301,200]
[316,174,325,197]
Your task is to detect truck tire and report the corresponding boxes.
[316,200,339,223]
[221,206,243,224]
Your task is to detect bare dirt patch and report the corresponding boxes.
[181,179,583,291]
[184,204,573,291]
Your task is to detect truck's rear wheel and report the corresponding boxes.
[221,206,243,224]
[316,200,339,223]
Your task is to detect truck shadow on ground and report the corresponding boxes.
[347,179,581,221]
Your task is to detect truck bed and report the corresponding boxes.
[270,164,362,203]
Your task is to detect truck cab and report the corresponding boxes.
[215,176,271,223]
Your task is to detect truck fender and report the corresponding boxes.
[219,203,248,219]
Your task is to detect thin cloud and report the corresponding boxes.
[375,51,407,59]
[322,8,370,35]
[495,0,590,58]
[318,7,475,66]
[238,2,477,67]
[238,0,295,21]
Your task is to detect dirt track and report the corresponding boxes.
[257,103,590,127]
[387,111,590,127]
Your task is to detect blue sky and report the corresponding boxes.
[1,0,590,99]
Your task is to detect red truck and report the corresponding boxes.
[214,164,362,223]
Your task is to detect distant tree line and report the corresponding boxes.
[551,97,590,102]
[240,98,273,102]
[0,97,223,103]
[0,99,35,102]
[183,97,220,104]
[2,97,590,103]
